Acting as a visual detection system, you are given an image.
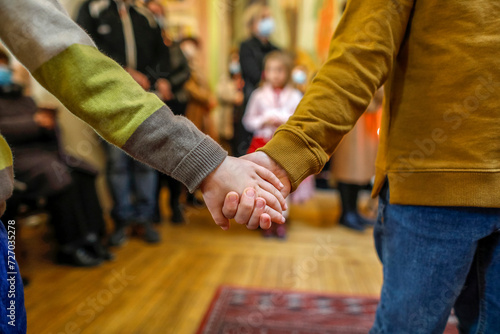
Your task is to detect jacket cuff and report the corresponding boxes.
[171,136,228,192]
[258,129,323,192]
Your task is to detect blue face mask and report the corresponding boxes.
[229,62,241,75]
[257,17,275,38]
[0,65,12,86]
[292,70,307,85]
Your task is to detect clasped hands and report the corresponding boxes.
[200,151,291,231]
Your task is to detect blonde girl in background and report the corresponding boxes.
[243,51,314,238]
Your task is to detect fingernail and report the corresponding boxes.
[256,199,265,209]
[279,182,284,189]
[284,203,288,210]
[228,193,238,202]
[221,226,228,231]
[282,216,286,223]
[246,188,256,197]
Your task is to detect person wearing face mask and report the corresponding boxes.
[235,4,279,157]
[291,65,308,94]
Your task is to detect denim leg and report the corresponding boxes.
[0,221,26,333]
[131,160,158,222]
[479,231,500,333]
[371,186,500,334]
[105,144,134,224]
[456,231,500,333]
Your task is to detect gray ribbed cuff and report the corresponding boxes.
[171,136,227,192]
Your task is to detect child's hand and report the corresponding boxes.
[200,156,287,230]
[221,152,291,227]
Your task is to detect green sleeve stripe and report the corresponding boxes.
[32,44,165,147]
[0,136,13,170]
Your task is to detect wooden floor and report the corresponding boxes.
[21,190,382,334]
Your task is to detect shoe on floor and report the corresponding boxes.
[109,227,128,247]
[339,212,366,232]
[144,224,161,244]
[56,247,103,267]
[88,242,115,261]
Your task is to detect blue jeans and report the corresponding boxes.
[105,145,158,224]
[0,220,26,333]
[370,184,500,334]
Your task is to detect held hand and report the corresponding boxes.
[222,152,291,226]
[200,156,287,231]
[156,78,174,101]
[126,67,151,91]
[242,152,291,197]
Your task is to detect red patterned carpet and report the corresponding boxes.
[197,286,459,334]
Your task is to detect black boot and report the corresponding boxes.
[167,177,185,224]
[85,234,115,261]
[337,182,365,232]
[56,245,102,267]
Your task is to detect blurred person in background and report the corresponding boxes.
[0,50,111,267]
[77,0,169,245]
[243,51,313,238]
[215,51,245,153]
[332,87,384,232]
[182,37,218,141]
[146,0,191,224]
[235,4,279,156]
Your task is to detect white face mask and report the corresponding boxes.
[257,17,275,38]
[292,70,307,85]
[181,43,197,60]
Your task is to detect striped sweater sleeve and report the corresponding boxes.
[0,0,226,192]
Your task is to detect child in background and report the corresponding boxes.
[243,51,314,238]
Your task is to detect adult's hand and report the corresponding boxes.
[222,152,292,226]
[200,156,287,231]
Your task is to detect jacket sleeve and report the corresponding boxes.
[239,41,263,87]
[167,46,191,91]
[0,0,226,192]
[259,0,414,191]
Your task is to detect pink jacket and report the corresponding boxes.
[243,83,303,140]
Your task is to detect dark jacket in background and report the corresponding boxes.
[239,36,279,100]
[157,41,190,115]
[159,41,190,102]
[76,0,168,84]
